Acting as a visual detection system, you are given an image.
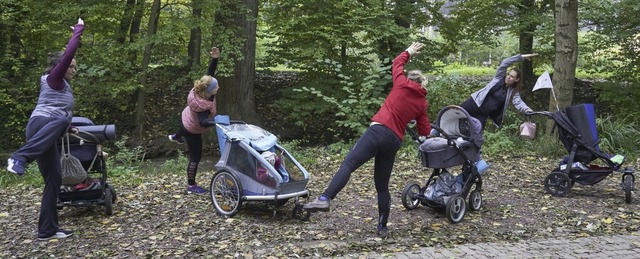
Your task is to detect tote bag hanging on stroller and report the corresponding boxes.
[60,133,87,185]
[520,116,536,140]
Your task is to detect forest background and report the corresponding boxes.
[1,0,639,170]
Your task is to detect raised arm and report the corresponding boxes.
[47,18,84,90]
[392,42,423,86]
[493,54,522,80]
[206,47,220,76]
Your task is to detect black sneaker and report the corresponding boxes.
[38,229,74,241]
[168,134,185,144]
[303,197,330,212]
[377,225,389,239]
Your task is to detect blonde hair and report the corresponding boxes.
[407,70,428,89]
[193,75,214,99]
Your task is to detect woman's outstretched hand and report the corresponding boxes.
[210,47,220,59]
[70,18,84,31]
[522,53,538,60]
[406,42,424,56]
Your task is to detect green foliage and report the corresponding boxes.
[293,58,389,138]
[0,163,43,188]
[147,154,189,175]
[260,1,447,70]
[425,75,487,118]
[579,0,640,125]
[108,136,147,177]
[481,122,520,156]
[596,116,640,161]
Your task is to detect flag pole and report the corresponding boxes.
[551,87,560,111]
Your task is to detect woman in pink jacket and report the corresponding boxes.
[168,47,220,194]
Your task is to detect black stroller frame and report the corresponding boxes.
[57,117,117,215]
[401,105,485,223]
[529,104,635,203]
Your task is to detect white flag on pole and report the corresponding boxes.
[533,70,553,92]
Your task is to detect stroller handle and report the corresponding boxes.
[406,123,450,144]
[525,111,553,118]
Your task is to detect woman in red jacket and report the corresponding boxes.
[304,43,432,238]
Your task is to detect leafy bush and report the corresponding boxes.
[276,58,391,142]
[108,136,147,177]
[295,59,389,138]
[596,115,640,161]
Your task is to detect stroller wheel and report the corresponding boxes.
[106,183,117,203]
[104,186,114,216]
[544,171,572,197]
[623,174,634,204]
[468,190,482,211]
[401,182,422,210]
[210,171,243,217]
[445,194,466,223]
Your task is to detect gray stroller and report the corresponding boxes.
[210,115,311,220]
[401,105,487,223]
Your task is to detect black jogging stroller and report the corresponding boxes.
[401,105,489,223]
[57,117,118,215]
[528,104,635,203]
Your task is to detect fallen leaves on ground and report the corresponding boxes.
[0,154,639,258]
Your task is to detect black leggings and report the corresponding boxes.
[175,125,203,163]
[175,125,204,185]
[322,124,402,227]
[460,98,488,130]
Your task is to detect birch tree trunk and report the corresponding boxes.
[551,0,578,111]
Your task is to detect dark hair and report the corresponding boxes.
[44,51,64,75]
[510,67,524,97]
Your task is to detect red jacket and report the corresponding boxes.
[371,51,431,139]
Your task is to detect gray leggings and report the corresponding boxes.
[322,124,402,227]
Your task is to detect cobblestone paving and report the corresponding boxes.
[336,235,640,258]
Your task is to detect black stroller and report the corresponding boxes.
[57,117,118,215]
[528,104,635,203]
[401,105,487,223]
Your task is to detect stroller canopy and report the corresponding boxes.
[217,123,278,152]
[436,105,484,147]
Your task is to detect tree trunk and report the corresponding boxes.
[130,0,143,43]
[551,0,578,111]
[216,0,259,124]
[133,0,161,142]
[519,0,536,87]
[187,0,203,69]
[116,0,136,44]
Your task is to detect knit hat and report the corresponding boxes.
[207,77,219,93]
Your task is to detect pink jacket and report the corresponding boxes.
[181,89,216,134]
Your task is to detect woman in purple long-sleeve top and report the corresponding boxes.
[6,18,85,241]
